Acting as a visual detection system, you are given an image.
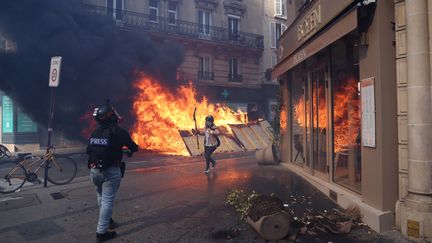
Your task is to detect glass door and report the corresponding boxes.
[310,67,328,175]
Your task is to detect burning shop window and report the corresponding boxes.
[331,33,361,193]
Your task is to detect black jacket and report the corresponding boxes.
[87,125,139,167]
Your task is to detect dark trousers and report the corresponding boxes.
[204,146,217,170]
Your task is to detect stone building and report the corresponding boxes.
[81,0,287,122]
[1,0,289,150]
[272,0,432,241]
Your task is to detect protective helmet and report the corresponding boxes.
[205,115,214,128]
[93,100,122,125]
[205,115,214,123]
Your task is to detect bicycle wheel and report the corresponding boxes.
[46,155,77,185]
[0,161,27,193]
[0,145,11,158]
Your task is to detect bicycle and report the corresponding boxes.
[0,147,78,193]
[0,144,12,159]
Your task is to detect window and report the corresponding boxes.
[198,56,213,80]
[149,0,159,23]
[106,0,124,20]
[228,16,240,41]
[168,1,177,25]
[229,57,242,82]
[198,10,211,36]
[275,0,287,17]
[270,22,287,48]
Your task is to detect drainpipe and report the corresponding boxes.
[401,0,432,240]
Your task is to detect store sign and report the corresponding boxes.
[278,0,355,61]
[17,108,37,133]
[361,77,376,148]
[2,96,14,133]
[298,5,322,41]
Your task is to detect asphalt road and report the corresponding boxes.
[0,151,409,243]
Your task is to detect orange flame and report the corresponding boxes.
[294,80,360,152]
[131,75,247,155]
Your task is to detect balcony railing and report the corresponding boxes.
[228,74,243,82]
[81,4,264,50]
[198,71,214,80]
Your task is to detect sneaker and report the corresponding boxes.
[204,169,210,174]
[211,161,217,169]
[96,231,116,242]
[109,218,118,229]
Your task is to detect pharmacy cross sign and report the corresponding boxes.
[221,89,230,99]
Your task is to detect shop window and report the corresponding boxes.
[149,0,159,23]
[168,1,178,25]
[289,64,327,172]
[331,33,361,192]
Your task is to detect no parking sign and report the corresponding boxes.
[49,56,62,87]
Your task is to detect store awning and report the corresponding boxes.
[272,8,358,79]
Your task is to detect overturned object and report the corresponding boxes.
[247,211,290,240]
[246,195,291,241]
[180,120,273,156]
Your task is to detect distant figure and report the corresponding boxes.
[87,100,138,242]
[203,115,220,174]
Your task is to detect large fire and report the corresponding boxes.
[294,80,360,152]
[131,75,247,155]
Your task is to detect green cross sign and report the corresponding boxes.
[221,89,230,99]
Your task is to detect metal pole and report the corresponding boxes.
[44,87,56,187]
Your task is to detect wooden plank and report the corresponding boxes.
[251,124,272,147]
[241,126,266,149]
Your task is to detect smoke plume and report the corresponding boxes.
[0,0,184,141]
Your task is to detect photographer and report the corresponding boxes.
[87,101,138,242]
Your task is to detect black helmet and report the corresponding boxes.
[205,115,214,123]
[93,100,122,125]
[205,115,214,128]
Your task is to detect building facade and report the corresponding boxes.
[394,0,432,242]
[1,0,289,150]
[273,0,399,234]
[81,0,286,123]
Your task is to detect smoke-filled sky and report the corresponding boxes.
[0,0,184,140]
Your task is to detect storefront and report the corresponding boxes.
[0,91,40,151]
[273,0,398,233]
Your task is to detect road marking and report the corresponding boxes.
[0,196,24,202]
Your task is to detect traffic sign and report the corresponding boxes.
[49,56,62,87]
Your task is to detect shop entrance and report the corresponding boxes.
[291,61,330,179]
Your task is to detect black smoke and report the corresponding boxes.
[0,0,184,141]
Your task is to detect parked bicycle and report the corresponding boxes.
[0,144,12,159]
[0,147,77,193]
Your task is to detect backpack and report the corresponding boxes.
[88,126,117,169]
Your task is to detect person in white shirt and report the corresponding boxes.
[203,115,220,173]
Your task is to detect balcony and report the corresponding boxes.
[81,4,264,50]
[198,71,214,80]
[228,74,243,82]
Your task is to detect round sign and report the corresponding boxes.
[51,68,58,83]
